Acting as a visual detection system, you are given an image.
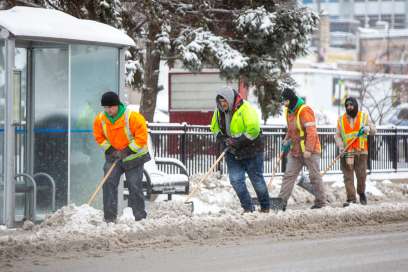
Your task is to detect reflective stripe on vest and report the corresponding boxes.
[123,109,148,161]
[340,111,368,151]
[123,109,134,143]
[99,112,111,151]
[284,105,307,153]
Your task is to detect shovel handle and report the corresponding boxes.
[267,152,284,190]
[87,160,118,206]
[320,136,359,177]
[185,148,229,202]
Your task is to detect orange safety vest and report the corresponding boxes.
[93,108,149,161]
[339,111,368,152]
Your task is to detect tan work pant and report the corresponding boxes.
[340,154,368,202]
[279,154,326,206]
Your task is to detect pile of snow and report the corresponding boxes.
[0,173,407,263]
[186,173,408,211]
[1,201,408,263]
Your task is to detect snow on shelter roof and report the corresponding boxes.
[0,6,135,47]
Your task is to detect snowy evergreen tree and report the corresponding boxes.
[121,0,318,122]
[41,0,123,28]
[2,0,317,122]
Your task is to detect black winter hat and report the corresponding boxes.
[281,87,298,111]
[101,91,120,106]
[281,88,297,102]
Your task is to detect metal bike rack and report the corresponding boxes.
[14,173,37,221]
[14,172,57,222]
[33,172,56,212]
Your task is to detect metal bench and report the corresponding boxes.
[124,136,190,201]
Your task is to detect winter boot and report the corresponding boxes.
[310,203,325,209]
[359,193,367,205]
[241,207,254,215]
[343,200,357,207]
[259,207,270,213]
[104,217,116,224]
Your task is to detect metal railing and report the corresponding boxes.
[148,123,408,176]
[13,123,408,178]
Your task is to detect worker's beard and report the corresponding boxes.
[346,107,358,118]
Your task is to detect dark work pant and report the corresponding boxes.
[225,152,270,211]
[340,154,368,202]
[103,160,146,221]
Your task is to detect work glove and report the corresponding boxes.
[281,139,291,154]
[105,146,116,156]
[303,150,312,159]
[216,133,227,144]
[339,146,345,154]
[105,146,120,162]
[358,126,370,136]
[225,137,239,149]
[117,147,134,160]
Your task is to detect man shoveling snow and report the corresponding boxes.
[93,91,151,223]
[210,87,270,213]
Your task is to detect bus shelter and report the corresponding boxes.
[0,6,134,227]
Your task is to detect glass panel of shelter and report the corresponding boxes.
[69,44,119,207]
[32,45,69,217]
[11,42,69,222]
[0,39,5,224]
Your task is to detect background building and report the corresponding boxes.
[302,0,408,29]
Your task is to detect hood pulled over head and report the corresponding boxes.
[216,87,237,112]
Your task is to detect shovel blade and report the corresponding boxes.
[251,197,286,211]
[297,174,316,196]
[184,201,194,215]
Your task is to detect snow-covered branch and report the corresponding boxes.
[175,28,248,77]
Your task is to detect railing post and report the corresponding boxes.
[281,128,287,174]
[367,135,372,174]
[393,127,398,171]
[180,122,187,165]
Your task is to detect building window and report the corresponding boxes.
[395,15,406,29]
[368,15,380,27]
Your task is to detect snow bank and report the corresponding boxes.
[1,202,408,263]
[0,173,407,263]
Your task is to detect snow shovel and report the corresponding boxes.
[267,152,286,210]
[184,147,229,213]
[298,136,360,196]
[267,152,284,190]
[87,160,119,206]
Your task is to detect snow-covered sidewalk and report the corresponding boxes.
[0,173,407,264]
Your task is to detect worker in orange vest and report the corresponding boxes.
[278,88,326,210]
[93,91,151,222]
[335,97,376,207]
